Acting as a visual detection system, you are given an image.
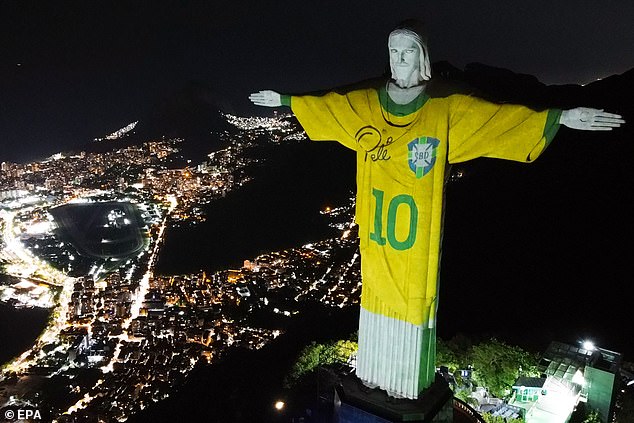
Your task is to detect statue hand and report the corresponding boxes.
[559,107,625,131]
[249,90,282,107]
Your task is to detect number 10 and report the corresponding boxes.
[369,188,418,250]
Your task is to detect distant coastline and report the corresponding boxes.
[155,141,356,275]
[0,140,357,371]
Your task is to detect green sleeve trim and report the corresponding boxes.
[543,108,562,147]
[280,94,291,107]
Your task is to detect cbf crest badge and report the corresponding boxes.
[408,137,440,178]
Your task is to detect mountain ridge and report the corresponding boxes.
[68,62,633,163]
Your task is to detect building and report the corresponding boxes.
[510,341,621,423]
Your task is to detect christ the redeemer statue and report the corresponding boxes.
[249,20,624,400]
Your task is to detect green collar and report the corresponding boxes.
[378,84,430,116]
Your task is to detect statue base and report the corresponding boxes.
[334,373,453,423]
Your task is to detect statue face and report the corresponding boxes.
[388,33,422,87]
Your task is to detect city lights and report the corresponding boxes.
[0,112,361,421]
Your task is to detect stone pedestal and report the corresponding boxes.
[334,373,453,423]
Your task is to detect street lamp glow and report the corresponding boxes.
[274,401,285,411]
[582,340,595,351]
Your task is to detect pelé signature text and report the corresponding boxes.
[355,126,396,162]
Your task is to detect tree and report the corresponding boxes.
[482,414,524,423]
[582,409,603,423]
[455,389,479,409]
[437,336,473,399]
[328,339,358,364]
[481,414,505,423]
[286,342,325,386]
[284,339,358,387]
[470,338,539,398]
[437,338,461,374]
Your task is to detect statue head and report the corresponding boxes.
[388,20,431,87]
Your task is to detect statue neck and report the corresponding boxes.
[387,81,426,105]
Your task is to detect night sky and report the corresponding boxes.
[2,1,634,162]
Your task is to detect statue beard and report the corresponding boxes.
[391,66,421,88]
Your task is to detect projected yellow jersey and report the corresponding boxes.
[290,86,560,327]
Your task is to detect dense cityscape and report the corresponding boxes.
[0,113,361,422]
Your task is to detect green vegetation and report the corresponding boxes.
[470,339,539,398]
[454,389,479,408]
[437,336,539,399]
[481,413,523,423]
[437,334,473,376]
[570,403,606,423]
[285,338,357,388]
[286,333,538,408]
[581,409,603,423]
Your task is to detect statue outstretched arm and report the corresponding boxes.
[560,108,625,131]
[249,88,363,150]
[249,90,283,107]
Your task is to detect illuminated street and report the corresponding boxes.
[0,113,362,422]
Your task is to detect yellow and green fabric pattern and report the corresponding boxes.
[288,85,560,397]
